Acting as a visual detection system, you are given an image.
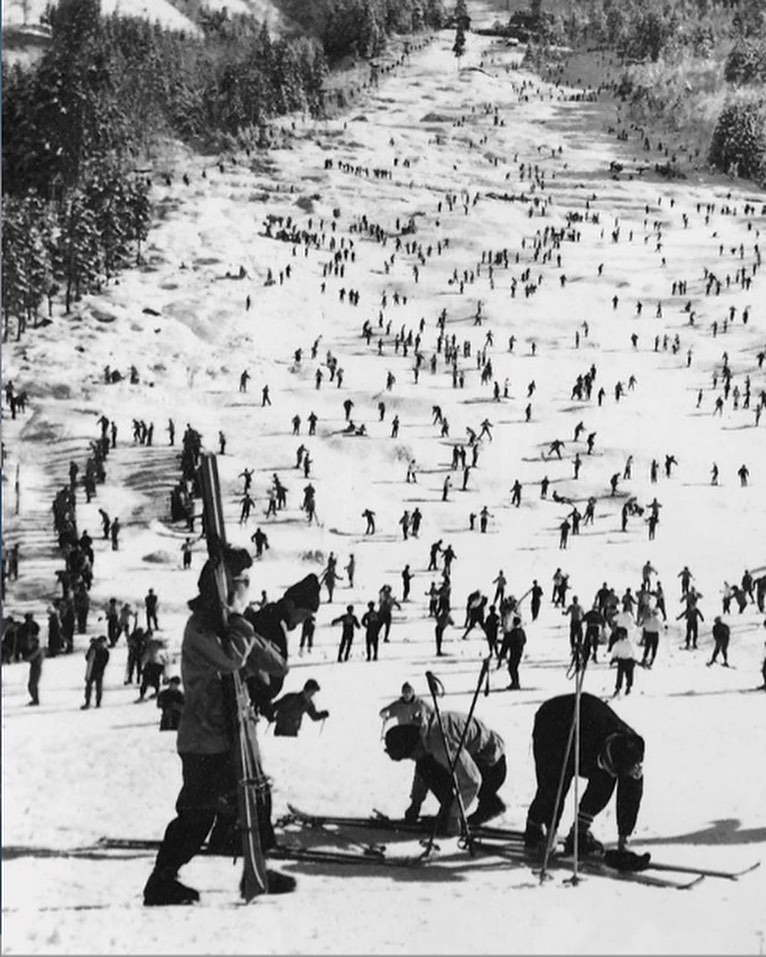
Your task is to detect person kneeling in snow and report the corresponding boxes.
[268,679,328,737]
[524,693,644,858]
[384,710,506,834]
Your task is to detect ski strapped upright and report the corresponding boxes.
[198,451,269,901]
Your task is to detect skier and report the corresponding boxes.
[610,628,637,695]
[143,546,293,905]
[524,693,645,856]
[379,683,432,725]
[639,608,663,668]
[145,588,159,631]
[268,679,329,737]
[24,625,44,706]
[707,617,731,667]
[677,604,704,650]
[498,616,526,690]
[332,605,361,663]
[158,676,185,731]
[81,636,110,709]
[362,509,376,534]
[434,606,455,656]
[384,710,506,832]
[361,602,384,661]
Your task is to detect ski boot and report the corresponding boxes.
[563,828,604,858]
[523,821,548,860]
[467,795,506,827]
[143,868,200,906]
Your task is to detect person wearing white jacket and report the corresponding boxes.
[610,628,637,695]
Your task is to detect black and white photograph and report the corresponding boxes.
[2,0,766,951]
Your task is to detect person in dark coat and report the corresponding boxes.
[25,628,44,706]
[482,604,500,658]
[498,616,526,689]
[676,604,704,649]
[242,573,321,715]
[361,602,383,662]
[524,693,644,856]
[269,679,328,737]
[143,546,298,906]
[82,636,110,708]
[331,605,361,663]
[158,676,186,730]
[707,616,731,666]
[385,711,506,832]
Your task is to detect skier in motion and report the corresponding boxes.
[524,693,645,858]
[143,546,293,906]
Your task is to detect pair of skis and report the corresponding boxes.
[198,453,269,901]
[275,808,760,889]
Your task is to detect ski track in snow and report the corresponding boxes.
[3,9,766,955]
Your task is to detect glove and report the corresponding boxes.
[403,804,421,824]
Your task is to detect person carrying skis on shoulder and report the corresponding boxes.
[384,710,506,833]
[524,693,644,859]
[143,546,293,906]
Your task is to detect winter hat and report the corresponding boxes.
[195,546,253,605]
[401,682,415,697]
[608,733,645,775]
[282,574,321,614]
[384,724,421,761]
[304,679,320,694]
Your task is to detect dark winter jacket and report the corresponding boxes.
[270,692,328,737]
[532,693,643,838]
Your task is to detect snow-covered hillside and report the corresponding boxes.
[2,10,765,955]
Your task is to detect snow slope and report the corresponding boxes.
[2,10,766,955]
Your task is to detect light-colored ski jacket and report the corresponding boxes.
[410,711,505,820]
[177,611,287,755]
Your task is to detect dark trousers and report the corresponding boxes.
[154,752,236,875]
[416,754,507,817]
[583,627,600,663]
[641,632,658,666]
[141,663,164,698]
[337,634,353,662]
[614,660,635,693]
[85,673,104,706]
[28,660,42,704]
[685,621,699,648]
[710,638,729,664]
[126,649,143,684]
[528,754,617,836]
[365,631,380,661]
[507,650,522,688]
[107,618,120,646]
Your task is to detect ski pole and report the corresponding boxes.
[539,646,588,884]
[421,662,489,858]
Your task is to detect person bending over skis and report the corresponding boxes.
[384,710,506,834]
[524,693,644,858]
